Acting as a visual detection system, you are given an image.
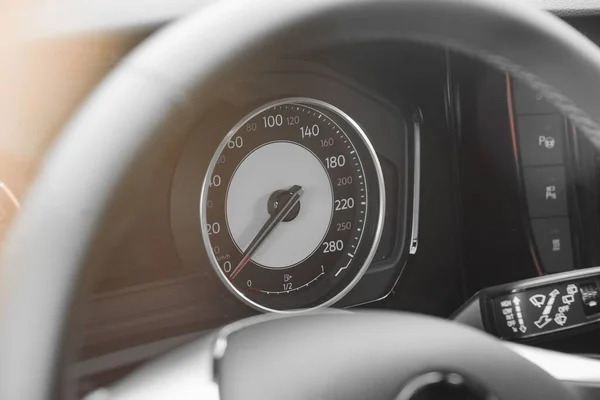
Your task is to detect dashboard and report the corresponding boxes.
[4,4,600,397]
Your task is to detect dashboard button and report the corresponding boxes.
[517,115,564,166]
[531,217,574,273]
[512,81,556,115]
[524,166,567,218]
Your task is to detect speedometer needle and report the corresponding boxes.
[229,185,304,280]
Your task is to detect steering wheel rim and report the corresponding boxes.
[3,0,600,399]
[101,311,575,400]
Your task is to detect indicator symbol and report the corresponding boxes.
[552,239,561,252]
[542,297,557,315]
[519,325,527,333]
[558,305,570,313]
[562,294,575,305]
[529,294,546,308]
[545,185,557,200]
[508,296,528,333]
[538,135,555,149]
[567,284,578,295]
[500,300,511,307]
[534,315,552,329]
[554,313,568,326]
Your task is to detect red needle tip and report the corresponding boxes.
[230,253,251,279]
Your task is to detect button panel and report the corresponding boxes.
[512,79,576,274]
[492,279,591,340]
[517,115,564,166]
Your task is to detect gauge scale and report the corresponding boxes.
[201,98,385,312]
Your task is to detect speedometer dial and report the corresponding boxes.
[201,98,385,312]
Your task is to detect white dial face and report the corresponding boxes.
[226,141,333,269]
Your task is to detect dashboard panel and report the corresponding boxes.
[54,49,594,396]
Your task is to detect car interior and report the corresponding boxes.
[3,0,600,399]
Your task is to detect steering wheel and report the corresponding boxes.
[3,0,600,399]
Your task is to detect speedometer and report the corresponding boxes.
[201,98,385,312]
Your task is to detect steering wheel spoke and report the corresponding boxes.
[507,343,600,399]
[84,333,219,400]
